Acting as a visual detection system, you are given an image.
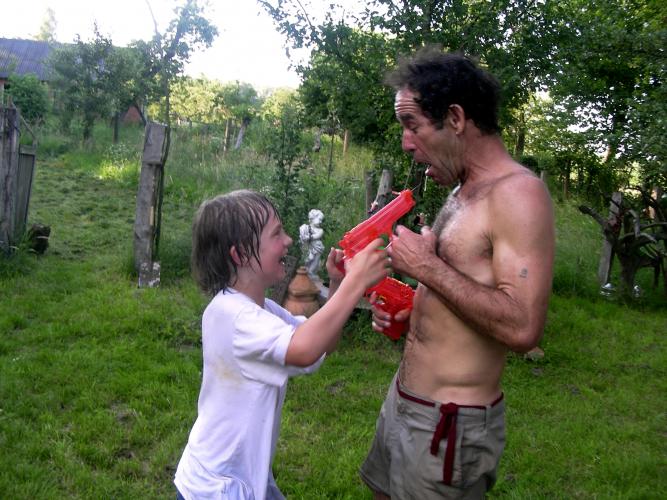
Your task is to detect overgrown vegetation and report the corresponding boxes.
[1,122,665,497]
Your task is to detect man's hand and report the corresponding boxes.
[369,291,411,333]
[387,225,438,278]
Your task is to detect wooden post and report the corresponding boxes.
[223,118,231,154]
[327,129,335,180]
[134,122,168,287]
[364,170,374,213]
[597,192,623,285]
[0,106,20,252]
[373,169,393,211]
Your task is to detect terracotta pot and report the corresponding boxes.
[283,266,321,317]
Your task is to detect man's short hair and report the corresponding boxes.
[385,46,501,134]
[192,189,279,296]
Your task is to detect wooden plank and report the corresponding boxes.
[15,146,36,238]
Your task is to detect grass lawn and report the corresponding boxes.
[1,149,666,498]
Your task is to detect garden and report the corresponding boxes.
[1,0,666,497]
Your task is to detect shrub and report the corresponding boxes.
[6,74,49,124]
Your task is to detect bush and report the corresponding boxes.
[6,74,49,124]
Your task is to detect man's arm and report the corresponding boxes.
[389,176,554,352]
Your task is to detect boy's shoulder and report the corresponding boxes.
[206,292,285,317]
[205,290,300,327]
[205,289,256,317]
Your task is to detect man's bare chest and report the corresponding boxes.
[432,196,493,278]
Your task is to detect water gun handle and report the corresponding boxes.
[368,277,414,340]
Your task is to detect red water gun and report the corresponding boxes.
[338,190,416,340]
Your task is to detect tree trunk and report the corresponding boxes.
[82,116,94,145]
[562,163,570,199]
[513,125,526,158]
[343,129,349,156]
[113,112,120,144]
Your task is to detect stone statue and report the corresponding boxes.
[299,209,325,280]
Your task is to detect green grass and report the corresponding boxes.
[1,127,666,498]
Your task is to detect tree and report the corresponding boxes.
[261,0,665,206]
[260,87,298,121]
[132,0,218,127]
[49,27,134,142]
[217,81,261,149]
[169,76,226,125]
[524,94,618,202]
[541,0,666,187]
[35,8,57,43]
[262,93,311,239]
[298,26,394,146]
[261,0,555,144]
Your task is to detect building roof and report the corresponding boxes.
[0,38,55,81]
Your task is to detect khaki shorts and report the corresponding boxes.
[360,373,505,499]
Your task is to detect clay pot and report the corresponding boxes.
[283,266,321,317]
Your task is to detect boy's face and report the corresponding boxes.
[255,212,293,287]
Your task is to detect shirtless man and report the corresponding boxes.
[360,49,555,499]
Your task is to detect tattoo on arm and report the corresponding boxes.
[519,268,528,278]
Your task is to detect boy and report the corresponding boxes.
[175,190,389,499]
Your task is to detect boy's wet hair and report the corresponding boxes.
[385,45,501,135]
[192,189,279,296]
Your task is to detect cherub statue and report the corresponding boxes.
[299,209,325,280]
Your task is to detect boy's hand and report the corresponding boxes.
[325,247,345,284]
[369,291,411,332]
[345,237,390,291]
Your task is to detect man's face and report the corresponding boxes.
[394,88,463,186]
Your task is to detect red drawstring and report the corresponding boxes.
[430,403,459,485]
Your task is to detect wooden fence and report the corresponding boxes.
[0,105,36,253]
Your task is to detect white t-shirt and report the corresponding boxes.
[174,289,324,500]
